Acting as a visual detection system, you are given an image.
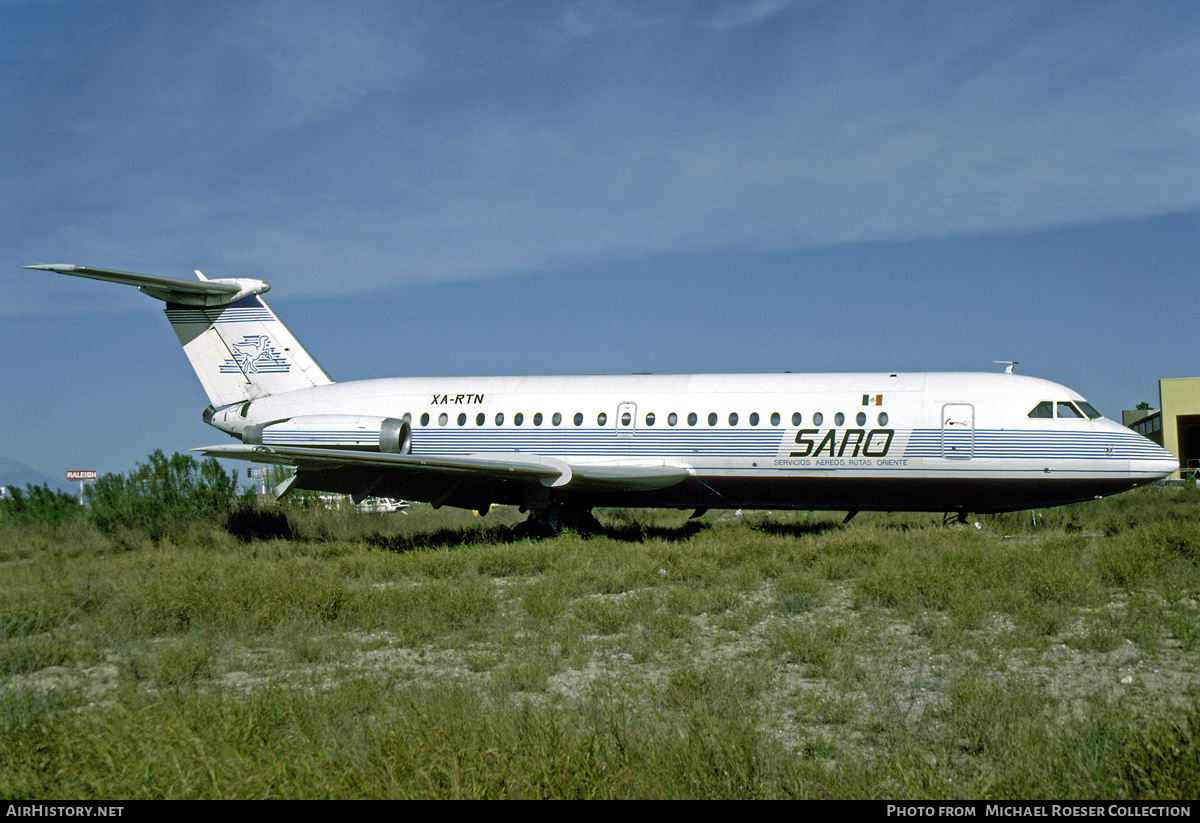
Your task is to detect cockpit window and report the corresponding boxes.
[1029,400,1097,420]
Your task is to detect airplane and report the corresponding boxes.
[26,263,1179,532]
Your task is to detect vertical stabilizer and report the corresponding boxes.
[25,263,334,407]
[165,295,332,406]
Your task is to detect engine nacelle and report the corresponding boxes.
[242,415,411,454]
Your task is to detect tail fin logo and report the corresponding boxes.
[220,335,291,374]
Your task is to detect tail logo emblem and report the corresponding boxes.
[220,335,291,374]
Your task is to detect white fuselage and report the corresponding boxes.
[206,371,1178,514]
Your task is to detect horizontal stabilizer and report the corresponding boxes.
[26,263,270,307]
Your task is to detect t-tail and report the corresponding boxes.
[25,264,332,408]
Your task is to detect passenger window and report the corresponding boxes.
[688,413,698,426]
[476,413,485,426]
[668,413,678,426]
[813,412,824,426]
[533,412,543,426]
[856,412,866,426]
[597,412,607,426]
[834,412,844,426]
[457,413,466,426]
[514,413,524,426]
[878,413,889,426]
[708,412,718,426]
[791,412,802,426]
[1028,402,1053,419]
[553,412,562,426]
[771,412,780,426]
[574,412,583,426]
[645,412,655,426]
[729,412,738,426]
[749,412,759,426]
[438,413,448,426]
[495,412,505,426]
[421,413,430,427]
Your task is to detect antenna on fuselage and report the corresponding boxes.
[993,361,1018,374]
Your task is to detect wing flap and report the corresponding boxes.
[563,462,694,492]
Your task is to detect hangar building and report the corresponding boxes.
[1128,378,1200,480]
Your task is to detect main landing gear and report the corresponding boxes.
[943,511,982,529]
[518,504,604,537]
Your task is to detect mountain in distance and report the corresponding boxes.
[0,457,73,494]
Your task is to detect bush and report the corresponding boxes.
[0,484,81,528]
[85,450,239,538]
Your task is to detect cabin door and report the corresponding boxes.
[616,402,637,438]
[940,403,975,459]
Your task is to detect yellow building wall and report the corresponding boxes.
[1160,377,1200,479]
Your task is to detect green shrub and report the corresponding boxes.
[85,450,239,538]
[0,484,81,528]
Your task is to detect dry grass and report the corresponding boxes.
[1,486,1198,798]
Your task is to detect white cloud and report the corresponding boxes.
[700,0,797,30]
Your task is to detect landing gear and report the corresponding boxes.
[943,511,982,529]
[518,504,603,537]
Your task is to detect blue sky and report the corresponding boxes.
[2,0,1197,481]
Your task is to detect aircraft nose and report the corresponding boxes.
[1132,442,1179,480]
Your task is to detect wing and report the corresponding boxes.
[198,444,693,505]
